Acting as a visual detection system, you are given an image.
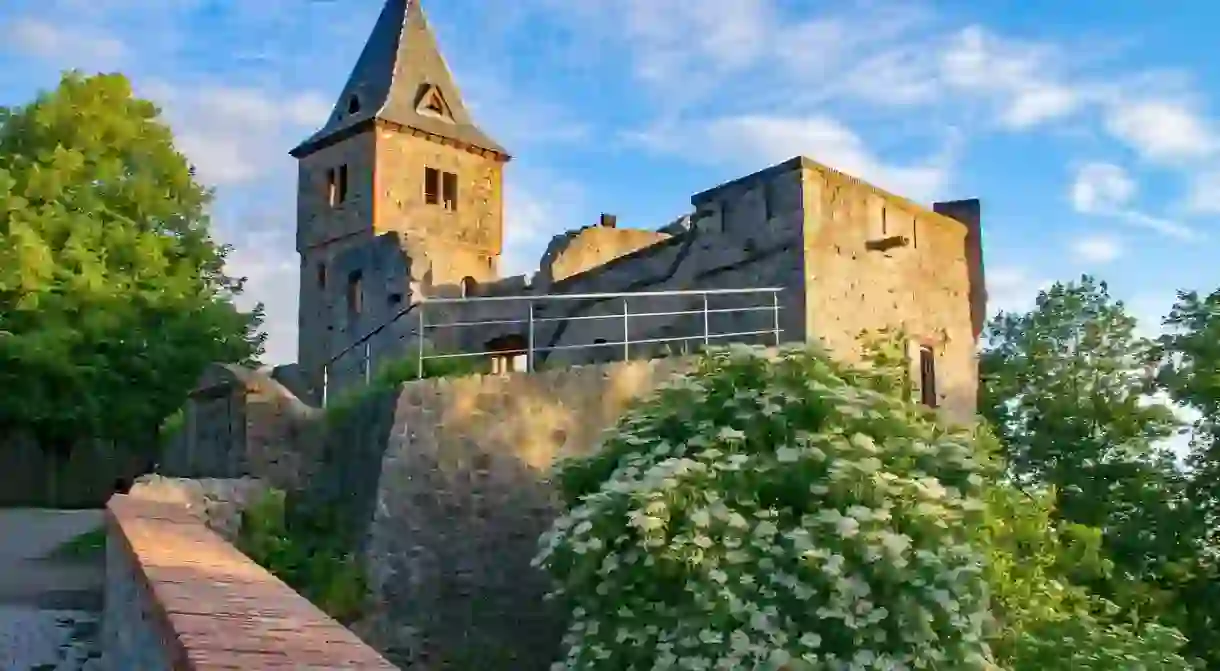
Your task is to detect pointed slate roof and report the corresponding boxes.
[290,0,508,159]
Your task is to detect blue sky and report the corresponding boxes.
[2,0,1219,366]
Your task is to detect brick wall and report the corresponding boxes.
[101,493,398,670]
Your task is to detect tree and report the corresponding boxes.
[1153,287,1220,666]
[1155,288,1220,537]
[979,276,1212,666]
[0,71,264,457]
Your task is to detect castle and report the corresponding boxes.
[286,0,988,422]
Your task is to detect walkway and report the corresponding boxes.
[0,509,105,670]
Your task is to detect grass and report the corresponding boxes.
[44,526,106,561]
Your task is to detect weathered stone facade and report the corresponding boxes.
[353,358,693,668]
[287,0,987,417]
[162,363,324,492]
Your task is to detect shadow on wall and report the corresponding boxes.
[354,358,693,669]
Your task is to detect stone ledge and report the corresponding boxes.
[105,494,398,670]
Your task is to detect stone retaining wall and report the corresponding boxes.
[101,493,398,670]
[354,357,695,668]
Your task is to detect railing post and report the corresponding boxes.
[363,339,372,385]
[321,364,329,408]
[702,292,710,347]
[772,289,782,346]
[417,306,425,380]
[622,298,630,361]
[527,300,536,372]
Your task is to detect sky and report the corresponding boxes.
[2,0,1219,368]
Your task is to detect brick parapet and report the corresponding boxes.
[103,494,398,670]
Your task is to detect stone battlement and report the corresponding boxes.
[101,494,397,670]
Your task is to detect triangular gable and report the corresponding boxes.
[414,83,453,121]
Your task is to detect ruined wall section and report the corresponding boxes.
[799,162,980,421]
[534,225,671,289]
[433,163,812,366]
[358,358,693,668]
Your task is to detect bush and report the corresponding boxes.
[237,489,369,624]
[534,344,995,669]
[326,345,489,419]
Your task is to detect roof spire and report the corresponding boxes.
[290,0,507,158]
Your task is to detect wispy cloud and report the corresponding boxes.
[987,266,1053,317]
[1070,234,1124,263]
[1069,162,1200,240]
[1103,98,1219,164]
[5,18,127,69]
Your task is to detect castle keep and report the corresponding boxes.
[287,0,988,422]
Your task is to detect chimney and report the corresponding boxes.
[933,199,986,340]
[599,213,617,228]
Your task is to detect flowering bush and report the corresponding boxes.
[534,344,996,670]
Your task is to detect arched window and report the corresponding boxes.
[460,276,478,298]
[347,94,361,115]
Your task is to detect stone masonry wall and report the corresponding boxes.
[354,358,693,669]
[101,491,398,670]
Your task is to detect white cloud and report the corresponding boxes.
[1185,169,1220,213]
[144,82,330,187]
[1069,162,1200,240]
[502,172,587,277]
[987,266,1052,316]
[6,18,126,67]
[939,26,1082,129]
[1104,99,1219,164]
[1070,235,1123,263]
[1071,162,1135,214]
[691,115,951,202]
[222,230,298,365]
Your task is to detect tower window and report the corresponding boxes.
[442,171,458,211]
[327,165,349,206]
[918,345,938,408]
[347,94,361,115]
[346,270,363,320]
[316,262,327,290]
[424,167,439,205]
[337,164,349,203]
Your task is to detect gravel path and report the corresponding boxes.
[0,509,105,670]
[0,607,103,670]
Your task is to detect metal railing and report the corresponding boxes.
[322,287,785,406]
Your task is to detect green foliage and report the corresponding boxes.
[980,277,1200,576]
[979,275,1210,668]
[325,345,488,423]
[45,526,107,561]
[0,71,263,454]
[236,489,369,624]
[536,344,995,669]
[1155,288,1220,534]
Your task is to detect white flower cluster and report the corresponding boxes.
[534,345,995,670]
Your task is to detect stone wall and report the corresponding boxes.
[101,490,398,670]
[162,363,325,493]
[353,358,693,668]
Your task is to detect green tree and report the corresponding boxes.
[1155,288,1220,535]
[1153,287,1220,666]
[979,276,1211,665]
[0,71,263,458]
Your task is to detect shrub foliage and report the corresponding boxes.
[535,344,995,669]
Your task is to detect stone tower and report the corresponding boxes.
[290,0,510,395]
